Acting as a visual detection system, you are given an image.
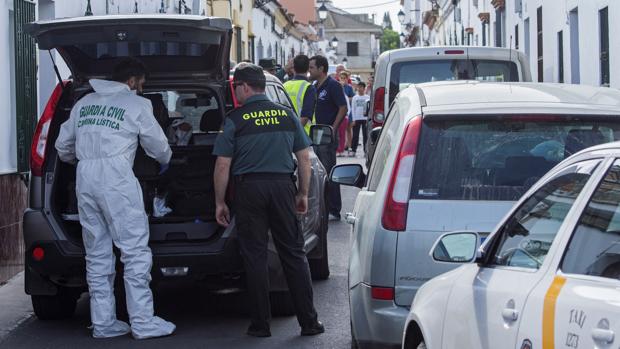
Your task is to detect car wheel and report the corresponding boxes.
[31,288,80,320]
[269,291,295,316]
[309,194,330,280]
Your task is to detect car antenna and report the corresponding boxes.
[508,35,514,85]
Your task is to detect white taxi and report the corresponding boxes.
[403,141,620,349]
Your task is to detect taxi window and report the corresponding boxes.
[488,160,599,269]
[562,161,620,280]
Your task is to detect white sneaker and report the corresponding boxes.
[132,316,176,340]
[92,320,131,338]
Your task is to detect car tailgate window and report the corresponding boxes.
[411,116,620,201]
[388,59,519,104]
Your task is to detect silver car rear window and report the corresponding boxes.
[389,60,519,104]
[410,115,620,201]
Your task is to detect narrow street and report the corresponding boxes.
[0,158,363,349]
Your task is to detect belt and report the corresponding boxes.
[234,172,294,182]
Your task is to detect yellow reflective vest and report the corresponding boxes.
[283,79,315,135]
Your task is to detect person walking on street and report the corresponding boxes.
[213,63,324,338]
[55,58,176,339]
[337,70,355,157]
[309,55,348,221]
[283,54,317,135]
[351,82,370,156]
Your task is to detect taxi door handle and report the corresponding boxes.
[591,329,614,344]
[501,308,519,322]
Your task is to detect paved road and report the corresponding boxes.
[0,157,363,349]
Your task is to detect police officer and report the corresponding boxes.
[283,54,316,135]
[213,63,324,338]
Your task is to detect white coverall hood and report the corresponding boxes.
[55,79,175,339]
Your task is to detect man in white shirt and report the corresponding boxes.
[350,82,370,156]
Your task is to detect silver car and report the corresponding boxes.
[331,81,620,348]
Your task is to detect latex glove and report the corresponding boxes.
[158,162,170,175]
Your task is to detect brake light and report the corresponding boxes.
[371,286,394,300]
[228,80,240,107]
[371,87,385,127]
[444,49,465,55]
[30,82,67,176]
[32,247,45,261]
[382,116,422,231]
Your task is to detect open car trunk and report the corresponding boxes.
[50,83,228,245]
[26,15,232,82]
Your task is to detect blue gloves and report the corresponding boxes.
[158,162,170,175]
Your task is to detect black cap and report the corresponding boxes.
[233,63,266,83]
[258,58,277,70]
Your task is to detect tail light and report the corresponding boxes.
[371,87,385,128]
[371,286,394,300]
[30,82,67,176]
[32,247,45,261]
[382,116,422,231]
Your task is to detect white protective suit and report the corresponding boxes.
[55,79,175,339]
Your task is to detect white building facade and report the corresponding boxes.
[403,0,619,88]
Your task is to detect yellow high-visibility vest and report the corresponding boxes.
[283,79,315,135]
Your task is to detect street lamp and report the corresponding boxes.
[330,37,339,49]
[318,2,328,22]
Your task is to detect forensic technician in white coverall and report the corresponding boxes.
[55,58,176,339]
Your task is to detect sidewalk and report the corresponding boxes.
[0,272,33,342]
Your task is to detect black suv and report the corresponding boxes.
[24,15,330,320]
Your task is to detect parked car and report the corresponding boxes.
[23,15,331,320]
[331,81,620,348]
[366,46,532,165]
[403,140,620,349]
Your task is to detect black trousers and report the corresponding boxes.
[351,120,368,153]
[234,173,318,329]
[313,142,342,217]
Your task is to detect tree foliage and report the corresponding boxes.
[380,29,399,53]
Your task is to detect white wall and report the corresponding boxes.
[436,0,618,88]
[1,0,17,174]
[251,5,280,64]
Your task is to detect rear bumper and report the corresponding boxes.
[23,209,247,294]
[350,283,408,349]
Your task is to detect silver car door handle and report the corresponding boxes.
[592,329,614,344]
[501,308,519,322]
[345,213,356,224]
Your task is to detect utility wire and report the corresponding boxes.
[339,0,400,10]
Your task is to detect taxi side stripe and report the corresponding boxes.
[542,276,567,349]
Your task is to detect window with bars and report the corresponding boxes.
[514,24,519,50]
[558,30,564,83]
[600,7,610,87]
[537,6,543,82]
[347,42,359,57]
